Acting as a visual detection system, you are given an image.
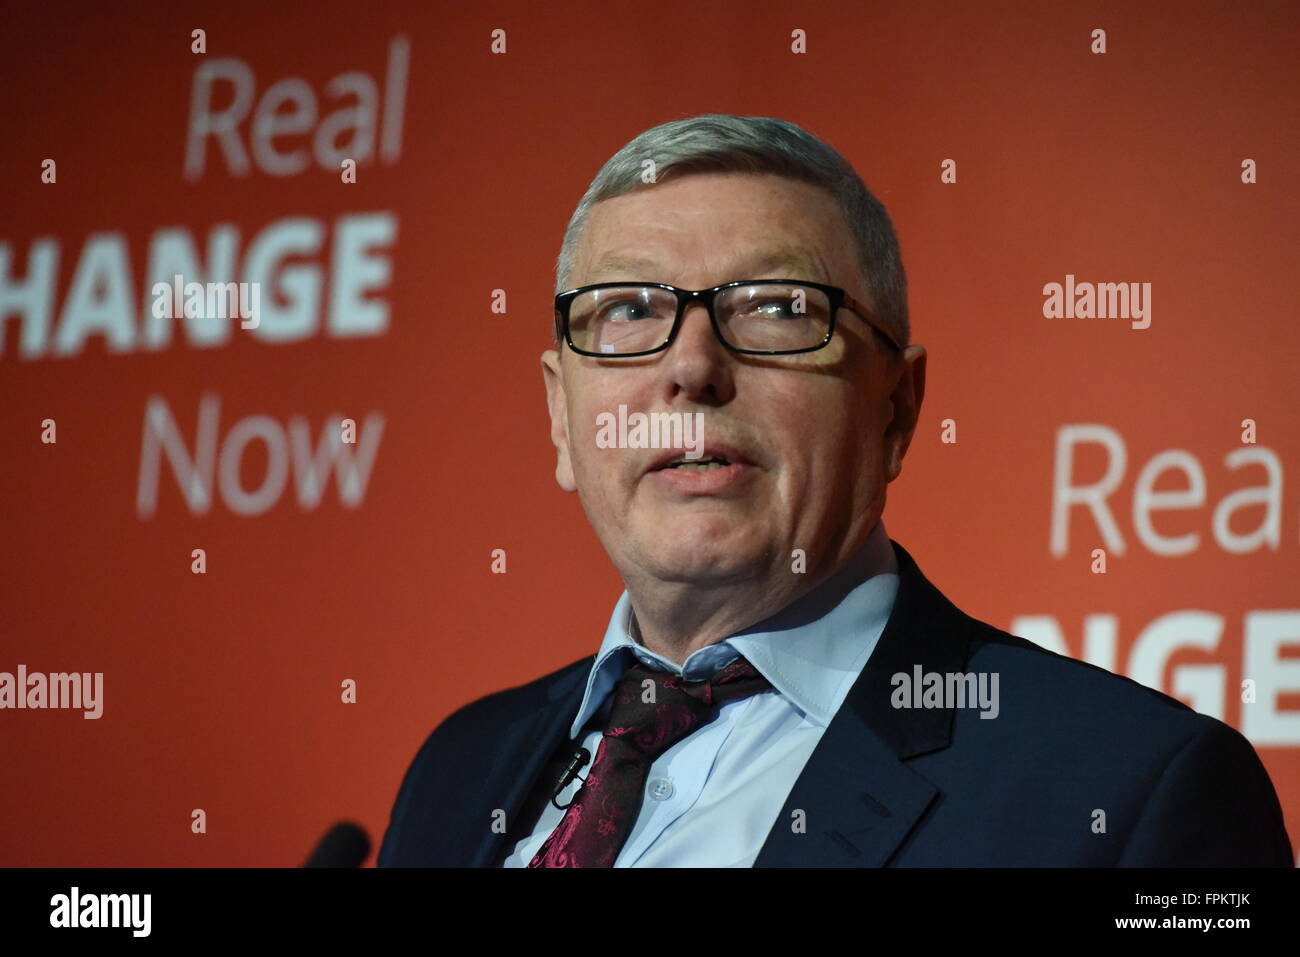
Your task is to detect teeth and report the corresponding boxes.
[668,459,726,471]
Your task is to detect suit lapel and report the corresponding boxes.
[468,540,972,867]
[754,540,974,866]
[463,661,590,866]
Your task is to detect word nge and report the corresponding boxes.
[0,211,396,360]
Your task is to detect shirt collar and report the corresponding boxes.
[568,519,899,739]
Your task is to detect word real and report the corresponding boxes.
[1042,274,1151,329]
[0,665,103,719]
[890,666,1000,719]
[151,274,260,327]
[184,34,409,180]
[50,887,151,937]
[595,404,704,458]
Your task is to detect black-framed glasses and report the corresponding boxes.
[554,279,902,358]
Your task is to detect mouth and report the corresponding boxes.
[644,445,757,495]
[651,453,733,472]
[647,442,754,474]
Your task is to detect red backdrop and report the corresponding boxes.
[2,0,1297,866]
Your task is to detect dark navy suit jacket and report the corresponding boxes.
[379,540,1293,866]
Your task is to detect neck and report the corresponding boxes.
[625,519,887,665]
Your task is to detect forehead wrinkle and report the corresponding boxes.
[586,244,829,286]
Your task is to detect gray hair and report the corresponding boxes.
[554,113,909,349]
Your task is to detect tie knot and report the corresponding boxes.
[605,654,772,758]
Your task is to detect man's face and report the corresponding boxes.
[542,171,924,597]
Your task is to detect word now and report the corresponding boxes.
[137,393,384,517]
[185,34,409,179]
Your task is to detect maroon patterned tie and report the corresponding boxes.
[528,654,772,868]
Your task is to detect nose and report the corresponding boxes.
[672,299,718,351]
[658,298,735,403]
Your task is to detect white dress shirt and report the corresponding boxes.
[502,519,900,867]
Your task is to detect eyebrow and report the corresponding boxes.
[587,246,823,285]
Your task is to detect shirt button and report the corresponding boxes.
[647,778,674,801]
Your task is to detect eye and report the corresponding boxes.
[763,299,802,319]
[740,297,803,321]
[597,298,657,323]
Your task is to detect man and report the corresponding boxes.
[379,114,1292,867]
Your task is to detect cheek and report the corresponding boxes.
[565,387,605,459]
[762,383,851,461]
[566,392,629,500]
[770,399,874,498]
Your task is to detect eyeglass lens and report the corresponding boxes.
[566,283,833,354]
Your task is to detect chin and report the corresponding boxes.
[632,533,768,585]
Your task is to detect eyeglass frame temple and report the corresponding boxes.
[553,279,903,356]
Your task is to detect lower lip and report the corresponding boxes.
[646,462,754,495]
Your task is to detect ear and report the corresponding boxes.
[883,344,926,482]
[541,348,577,492]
